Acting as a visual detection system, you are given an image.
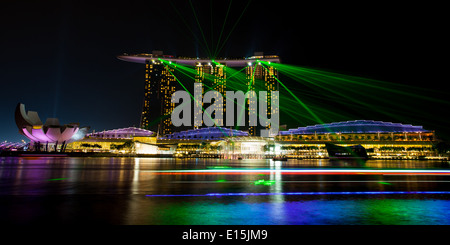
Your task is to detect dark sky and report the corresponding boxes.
[1,0,449,142]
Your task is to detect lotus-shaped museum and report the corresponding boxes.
[15,103,89,151]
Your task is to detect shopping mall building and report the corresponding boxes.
[65,120,440,160]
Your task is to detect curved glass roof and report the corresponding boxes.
[87,127,154,139]
[163,127,248,140]
[279,120,431,135]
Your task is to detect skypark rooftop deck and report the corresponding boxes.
[117,53,280,67]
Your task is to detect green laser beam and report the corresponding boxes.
[167,0,210,57]
[189,0,212,58]
[214,0,252,57]
[161,59,231,134]
[214,0,233,58]
[260,61,324,125]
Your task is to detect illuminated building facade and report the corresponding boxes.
[118,51,281,137]
[60,121,444,159]
[276,120,438,159]
[67,126,175,155]
[245,52,279,136]
[194,62,227,128]
[141,51,178,136]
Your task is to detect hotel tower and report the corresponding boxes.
[118,51,280,137]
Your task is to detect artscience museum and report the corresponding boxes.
[15,103,89,152]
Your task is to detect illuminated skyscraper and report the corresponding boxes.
[194,62,227,128]
[245,52,279,136]
[140,51,177,136]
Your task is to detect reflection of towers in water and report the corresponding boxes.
[195,62,227,128]
[245,62,279,136]
[269,160,285,217]
[141,59,177,136]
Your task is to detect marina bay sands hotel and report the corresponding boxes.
[118,51,281,137]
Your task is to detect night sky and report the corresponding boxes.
[1,0,448,142]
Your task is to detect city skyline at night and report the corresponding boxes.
[2,0,450,236]
[1,0,449,144]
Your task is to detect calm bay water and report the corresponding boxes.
[1,156,449,225]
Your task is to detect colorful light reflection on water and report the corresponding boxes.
[0,157,449,225]
[142,197,450,225]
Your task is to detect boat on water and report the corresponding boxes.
[325,143,368,159]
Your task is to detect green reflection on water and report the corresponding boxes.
[141,198,450,225]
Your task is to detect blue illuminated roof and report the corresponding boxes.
[163,127,248,140]
[279,120,431,135]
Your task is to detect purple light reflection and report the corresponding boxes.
[146,191,450,197]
